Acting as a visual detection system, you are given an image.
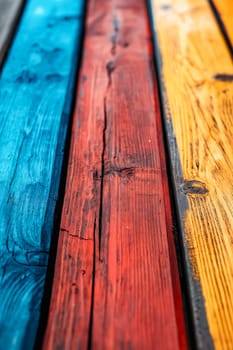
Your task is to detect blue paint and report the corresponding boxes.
[0,0,85,348]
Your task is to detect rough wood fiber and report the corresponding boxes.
[0,0,25,65]
[150,0,233,349]
[211,0,233,48]
[43,0,187,349]
[0,0,84,348]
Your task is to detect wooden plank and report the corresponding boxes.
[43,0,188,349]
[0,0,85,348]
[210,0,233,48]
[149,0,233,349]
[0,0,25,65]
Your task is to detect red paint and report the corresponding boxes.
[43,0,188,349]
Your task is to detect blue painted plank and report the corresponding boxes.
[0,0,85,348]
[0,0,25,65]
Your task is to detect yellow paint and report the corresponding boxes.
[212,0,233,46]
[151,0,233,349]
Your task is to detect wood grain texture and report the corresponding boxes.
[43,0,187,349]
[150,0,233,349]
[0,0,25,66]
[210,0,233,48]
[0,0,84,348]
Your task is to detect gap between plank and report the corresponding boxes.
[208,0,233,57]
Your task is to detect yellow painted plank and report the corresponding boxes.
[150,0,233,349]
[211,0,233,47]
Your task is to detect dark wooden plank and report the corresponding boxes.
[43,0,188,349]
[150,0,233,348]
[0,0,85,348]
[0,0,25,65]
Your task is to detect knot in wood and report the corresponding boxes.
[181,180,209,196]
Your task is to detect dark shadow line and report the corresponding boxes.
[208,0,233,58]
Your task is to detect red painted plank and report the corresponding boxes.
[43,0,188,349]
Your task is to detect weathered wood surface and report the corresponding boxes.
[43,0,188,349]
[0,0,25,66]
[150,0,233,349]
[211,0,233,49]
[0,0,84,348]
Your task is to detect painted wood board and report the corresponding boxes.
[0,0,85,348]
[210,0,233,49]
[43,0,188,349]
[0,0,25,66]
[149,0,233,349]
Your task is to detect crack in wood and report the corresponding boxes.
[98,97,107,255]
[98,12,119,256]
